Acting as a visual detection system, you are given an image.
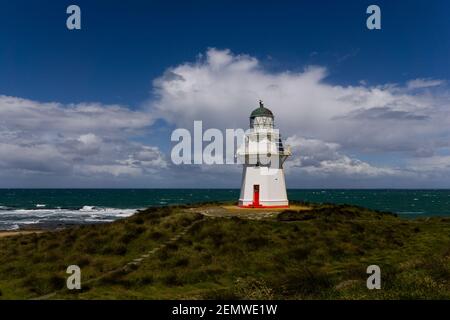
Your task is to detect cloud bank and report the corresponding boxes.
[0,95,166,186]
[1,48,450,187]
[150,48,450,186]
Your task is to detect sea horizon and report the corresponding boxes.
[2,188,450,190]
[1,189,450,230]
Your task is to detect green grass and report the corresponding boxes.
[0,202,449,299]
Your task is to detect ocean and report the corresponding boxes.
[0,189,449,230]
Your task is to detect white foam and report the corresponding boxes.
[0,206,137,230]
[396,211,424,215]
[85,218,115,223]
[80,205,96,212]
[0,224,20,230]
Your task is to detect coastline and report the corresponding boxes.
[1,200,449,236]
[1,200,449,237]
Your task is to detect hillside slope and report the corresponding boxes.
[0,202,449,299]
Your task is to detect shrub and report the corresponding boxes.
[148,231,164,240]
[201,289,240,300]
[270,268,334,297]
[287,246,311,260]
[23,274,65,295]
[422,257,450,281]
[162,273,181,286]
[166,243,178,251]
[157,248,169,261]
[103,244,127,255]
[133,217,145,225]
[76,241,100,254]
[244,236,269,250]
[209,231,225,247]
[277,211,316,221]
[78,256,91,267]
[234,277,275,300]
[100,270,127,286]
[45,242,60,250]
[44,252,63,262]
[134,275,154,286]
[174,257,190,267]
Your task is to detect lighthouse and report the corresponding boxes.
[237,101,291,208]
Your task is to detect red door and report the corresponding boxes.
[253,185,260,207]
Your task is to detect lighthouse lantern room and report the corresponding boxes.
[237,101,291,208]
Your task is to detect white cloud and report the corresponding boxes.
[285,136,397,177]
[407,78,445,90]
[0,95,166,182]
[151,48,450,154]
[0,95,153,134]
[76,164,143,177]
[0,142,71,174]
[407,155,450,177]
[148,48,450,183]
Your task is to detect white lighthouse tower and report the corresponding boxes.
[237,101,291,208]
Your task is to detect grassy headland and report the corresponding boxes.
[0,202,449,299]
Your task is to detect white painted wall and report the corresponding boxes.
[238,166,289,207]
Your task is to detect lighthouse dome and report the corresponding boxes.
[250,101,274,119]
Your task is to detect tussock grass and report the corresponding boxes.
[0,202,449,299]
[0,206,203,299]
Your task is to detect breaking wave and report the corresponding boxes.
[0,206,137,230]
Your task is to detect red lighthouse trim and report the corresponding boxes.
[238,204,290,209]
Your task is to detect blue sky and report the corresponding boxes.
[2,0,449,104]
[0,0,450,188]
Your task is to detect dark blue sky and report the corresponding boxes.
[1,0,449,107]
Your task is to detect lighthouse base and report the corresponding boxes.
[238,202,289,209]
[238,166,289,209]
